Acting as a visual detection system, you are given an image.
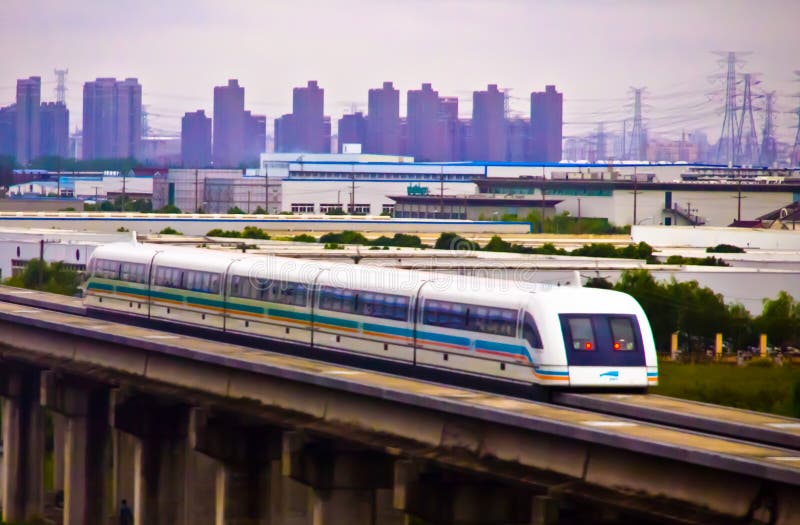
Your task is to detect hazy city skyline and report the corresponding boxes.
[2,0,799,142]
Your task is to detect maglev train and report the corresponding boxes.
[84,242,658,388]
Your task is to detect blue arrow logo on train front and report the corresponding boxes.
[600,370,619,379]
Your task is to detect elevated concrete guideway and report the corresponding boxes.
[0,300,799,524]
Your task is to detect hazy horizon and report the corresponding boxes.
[2,0,798,143]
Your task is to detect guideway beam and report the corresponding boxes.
[0,366,45,522]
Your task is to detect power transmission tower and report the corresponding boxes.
[502,88,511,119]
[595,122,606,161]
[759,92,777,167]
[54,68,68,104]
[628,88,646,161]
[715,52,741,165]
[737,73,760,166]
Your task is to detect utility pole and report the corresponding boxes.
[194,169,199,213]
[791,70,800,167]
[264,164,269,213]
[122,170,127,210]
[440,166,444,219]
[576,197,582,234]
[736,180,743,222]
[39,239,45,287]
[540,181,546,233]
[631,167,640,225]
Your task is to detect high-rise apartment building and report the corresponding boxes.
[82,77,142,160]
[439,97,460,161]
[337,112,366,152]
[506,118,531,162]
[244,111,267,165]
[275,81,330,153]
[181,110,212,167]
[40,102,69,158]
[470,84,506,161]
[16,76,41,165]
[530,85,563,162]
[213,79,245,167]
[407,83,441,161]
[366,82,400,154]
[0,105,17,157]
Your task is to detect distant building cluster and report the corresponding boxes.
[0,77,69,164]
[274,81,563,163]
[1,75,562,168]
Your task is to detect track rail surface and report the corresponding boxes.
[1,284,798,453]
[553,392,800,450]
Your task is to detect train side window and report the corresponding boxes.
[609,317,637,351]
[230,275,242,297]
[522,312,542,348]
[424,300,466,329]
[355,291,409,322]
[567,317,596,351]
[209,274,220,294]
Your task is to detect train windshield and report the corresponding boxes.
[560,314,645,366]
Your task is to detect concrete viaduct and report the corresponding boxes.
[0,298,799,525]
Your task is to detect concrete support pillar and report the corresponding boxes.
[52,412,66,494]
[112,392,210,525]
[189,408,278,525]
[393,460,534,525]
[283,432,401,525]
[269,458,312,525]
[41,371,112,525]
[0,367,45,522]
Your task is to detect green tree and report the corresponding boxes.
[483,235,514,252]
[227,206,246,214]
[153,204,181,214]
[319,231,369,245]
[4,260,80,296]
[240,226,270,240]
[433,232,480,252]
[584,276,614,289]
[291,234,317,243]
[159,227,182,235]
[755,292,800,351]
[726,302,754,351]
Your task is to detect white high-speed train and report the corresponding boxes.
[84,242,658,388]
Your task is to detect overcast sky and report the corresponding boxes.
[2,0,798,141]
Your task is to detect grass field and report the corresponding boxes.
[651,360,800,417]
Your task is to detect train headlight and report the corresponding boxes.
[584,342,593,350]
[613,342,621,350]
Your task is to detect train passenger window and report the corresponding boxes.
[566,317,596,351]
[423,300,466,329]
[230,275,243,297]
[522,312,542,348]
[209,274,220,295]
[609,317,637,351]
[319,286,355,313]
[96,259,121,280]
[354,291,409,322]
[463,304,518,337]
